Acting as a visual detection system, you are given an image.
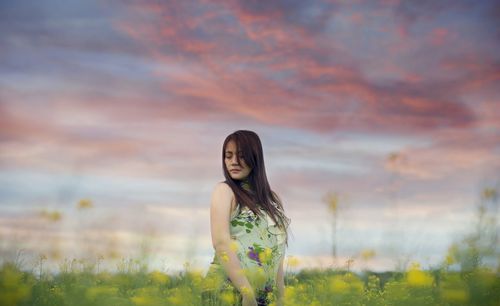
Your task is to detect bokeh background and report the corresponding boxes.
[1,0,499,274]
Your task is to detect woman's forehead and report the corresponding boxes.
[225,140,241,152]
[225,147,242,153]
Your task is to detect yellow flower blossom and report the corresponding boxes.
[220,290,236,304]
[166,295,184,306]
[219,251,229,263]
[240,285,252,297]
[258,247,272,264]
[77,198,93,209]
[360,249,376,260]
[130,296,150,306]
[323,191,340,213]
[49,249,62,260]
[243,267,266,289]
[284,286,295,300]
[188,269,203,287]
[481,187,498,201]
[444,254,455,266]
[441,289,469,303]
[287,256,300,268]
[407,262,434,287]
[39,210,62,222]
[85,286,118,301]
[202,269,224,291]
[329,275,349,293]
[149,270,169,285]
[230,241,239,252]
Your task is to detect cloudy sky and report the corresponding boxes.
[1,0,499,273]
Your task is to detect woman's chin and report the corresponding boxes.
[231,174,245,180]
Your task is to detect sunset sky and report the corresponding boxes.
[1,0,499,273]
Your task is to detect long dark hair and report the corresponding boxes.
[221,130,290,244]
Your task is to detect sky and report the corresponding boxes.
[0,0,499,273]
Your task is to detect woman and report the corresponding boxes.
[202,130,291,306]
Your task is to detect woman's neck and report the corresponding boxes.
[240,177,252,192]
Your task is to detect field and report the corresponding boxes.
[1,256,499,306]
[1,188,499,305]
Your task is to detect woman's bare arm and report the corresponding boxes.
[276,254,285,305]
[210,182,255,299]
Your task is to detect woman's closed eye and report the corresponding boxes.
[226,155,244,159]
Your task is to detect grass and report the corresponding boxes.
[0,255,499,306]
[1,187,498,305]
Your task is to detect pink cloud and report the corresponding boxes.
[383,130,500,181]
[430,27,450,46]
[106,0,498,137]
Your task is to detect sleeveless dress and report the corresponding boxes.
[202,199,289,306]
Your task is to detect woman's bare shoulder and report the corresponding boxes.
[213,181,233,194]
[212,182,237,212]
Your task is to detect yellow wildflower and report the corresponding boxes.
[329,275,349,293]
[219,251,229,263]
[360,249,376,260]
[444,254,455,266]
[287,256,300,268]
[85,286,118,301]
[149,270,169,285]
[243,267,266,289]
[323,191,339,213]
[481,187,498,201]
[258,247,272,264]
[230,241,239,252]
[441,289,469,303]
[407,262,434,287]
[220,290,236,304]
[284,286,295,300]
[39,210,62,222]
[77,198,93,209]
[240,285,252,297]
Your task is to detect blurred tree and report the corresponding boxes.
[445,185,499,272]
[322,191,350,266]
[323,191,339,265]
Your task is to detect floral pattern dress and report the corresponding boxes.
[202,197,289,305]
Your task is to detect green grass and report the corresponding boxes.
[1,258,499,306]
[2,187,498,305]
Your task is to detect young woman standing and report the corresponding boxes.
[203,130,290,306]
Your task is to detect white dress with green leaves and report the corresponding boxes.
[203,200,289,304]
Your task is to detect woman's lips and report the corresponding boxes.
[230,169,241,172]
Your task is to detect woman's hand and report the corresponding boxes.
[242,295,258,306]
[240,286,257,306]
[276,297,285,306]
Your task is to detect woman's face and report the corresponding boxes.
[225,140,252,180]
